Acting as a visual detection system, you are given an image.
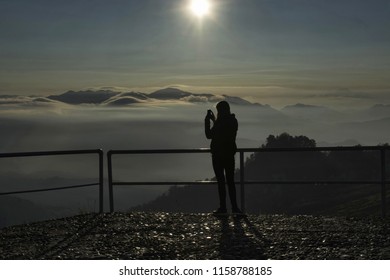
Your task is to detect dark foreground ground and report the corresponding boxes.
[0,212,389,260]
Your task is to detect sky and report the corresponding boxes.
[1,0,390,223]
[1,0,390,106]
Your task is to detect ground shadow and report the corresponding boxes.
[216,215,268,259]
[35,213,105,259]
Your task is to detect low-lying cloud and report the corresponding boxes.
[1,87,390,221]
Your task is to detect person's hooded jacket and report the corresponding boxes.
[205,113,238,156]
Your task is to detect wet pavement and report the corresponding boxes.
[0,212,389,259]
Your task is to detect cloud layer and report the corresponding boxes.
[1,86,390,226]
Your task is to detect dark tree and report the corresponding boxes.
[263,133,316,149]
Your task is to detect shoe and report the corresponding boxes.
[213,207,228,215]
[232,207,245,216]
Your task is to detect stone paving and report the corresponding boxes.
[0,212,389,259]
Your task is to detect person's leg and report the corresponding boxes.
[212,155,227,210]
[225,155,239,210]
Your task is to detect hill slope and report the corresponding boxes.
[0,196,59,228]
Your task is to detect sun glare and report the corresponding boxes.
[190,0,211,18]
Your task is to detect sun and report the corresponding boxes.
[189,0,211,18]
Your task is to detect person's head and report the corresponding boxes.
[216,101,231,118]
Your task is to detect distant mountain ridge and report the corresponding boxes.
[0,196,62,228]
[2,89,390,124]
[45,87,264,107]
[48,90,118,105]
[360,104,390,120]
[281,103,343,121]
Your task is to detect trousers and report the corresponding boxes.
[212,154,238,209]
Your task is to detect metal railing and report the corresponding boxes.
[0,149,104,213]
[108,146,389,216]
[1,147,387,216]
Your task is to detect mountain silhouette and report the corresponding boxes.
[48,90,118,104]
[281,103,343,121]
[3,89,390,126]
[362,104,390,120]
[0,196,62,228]
[104,96,144,106]
[148,87,193,99]
[44,87,267,107]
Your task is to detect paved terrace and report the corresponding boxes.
[0,212,389,260]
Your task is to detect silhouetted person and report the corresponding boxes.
[205,101,243,215]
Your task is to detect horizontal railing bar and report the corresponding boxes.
[0,183,99,196]
[0,149,103,158]
[108,146,389,155]
[112,180,389,186]
[109,149,211,155]
[238,146,389,153]
[113,181,218,186]
[244,181,389,185]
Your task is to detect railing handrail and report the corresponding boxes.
[107,146,388,216]
[108,146,390,155]
[0,149,103,158]
[1,146,388,216]
[0,149,104,213]
[0,183,99,196]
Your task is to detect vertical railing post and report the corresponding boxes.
[240,151,245,213]
[98,150,104,213]
[107,151,114,213]
[381,148,387,217]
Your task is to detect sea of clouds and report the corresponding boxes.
[1,89,390,226]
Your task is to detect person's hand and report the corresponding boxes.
[207,110,215,122]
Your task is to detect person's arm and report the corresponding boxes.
[205,110,215,139]
[205,117,213,139]
[234,118,238,139]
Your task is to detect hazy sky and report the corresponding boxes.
[1,0,390,104]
